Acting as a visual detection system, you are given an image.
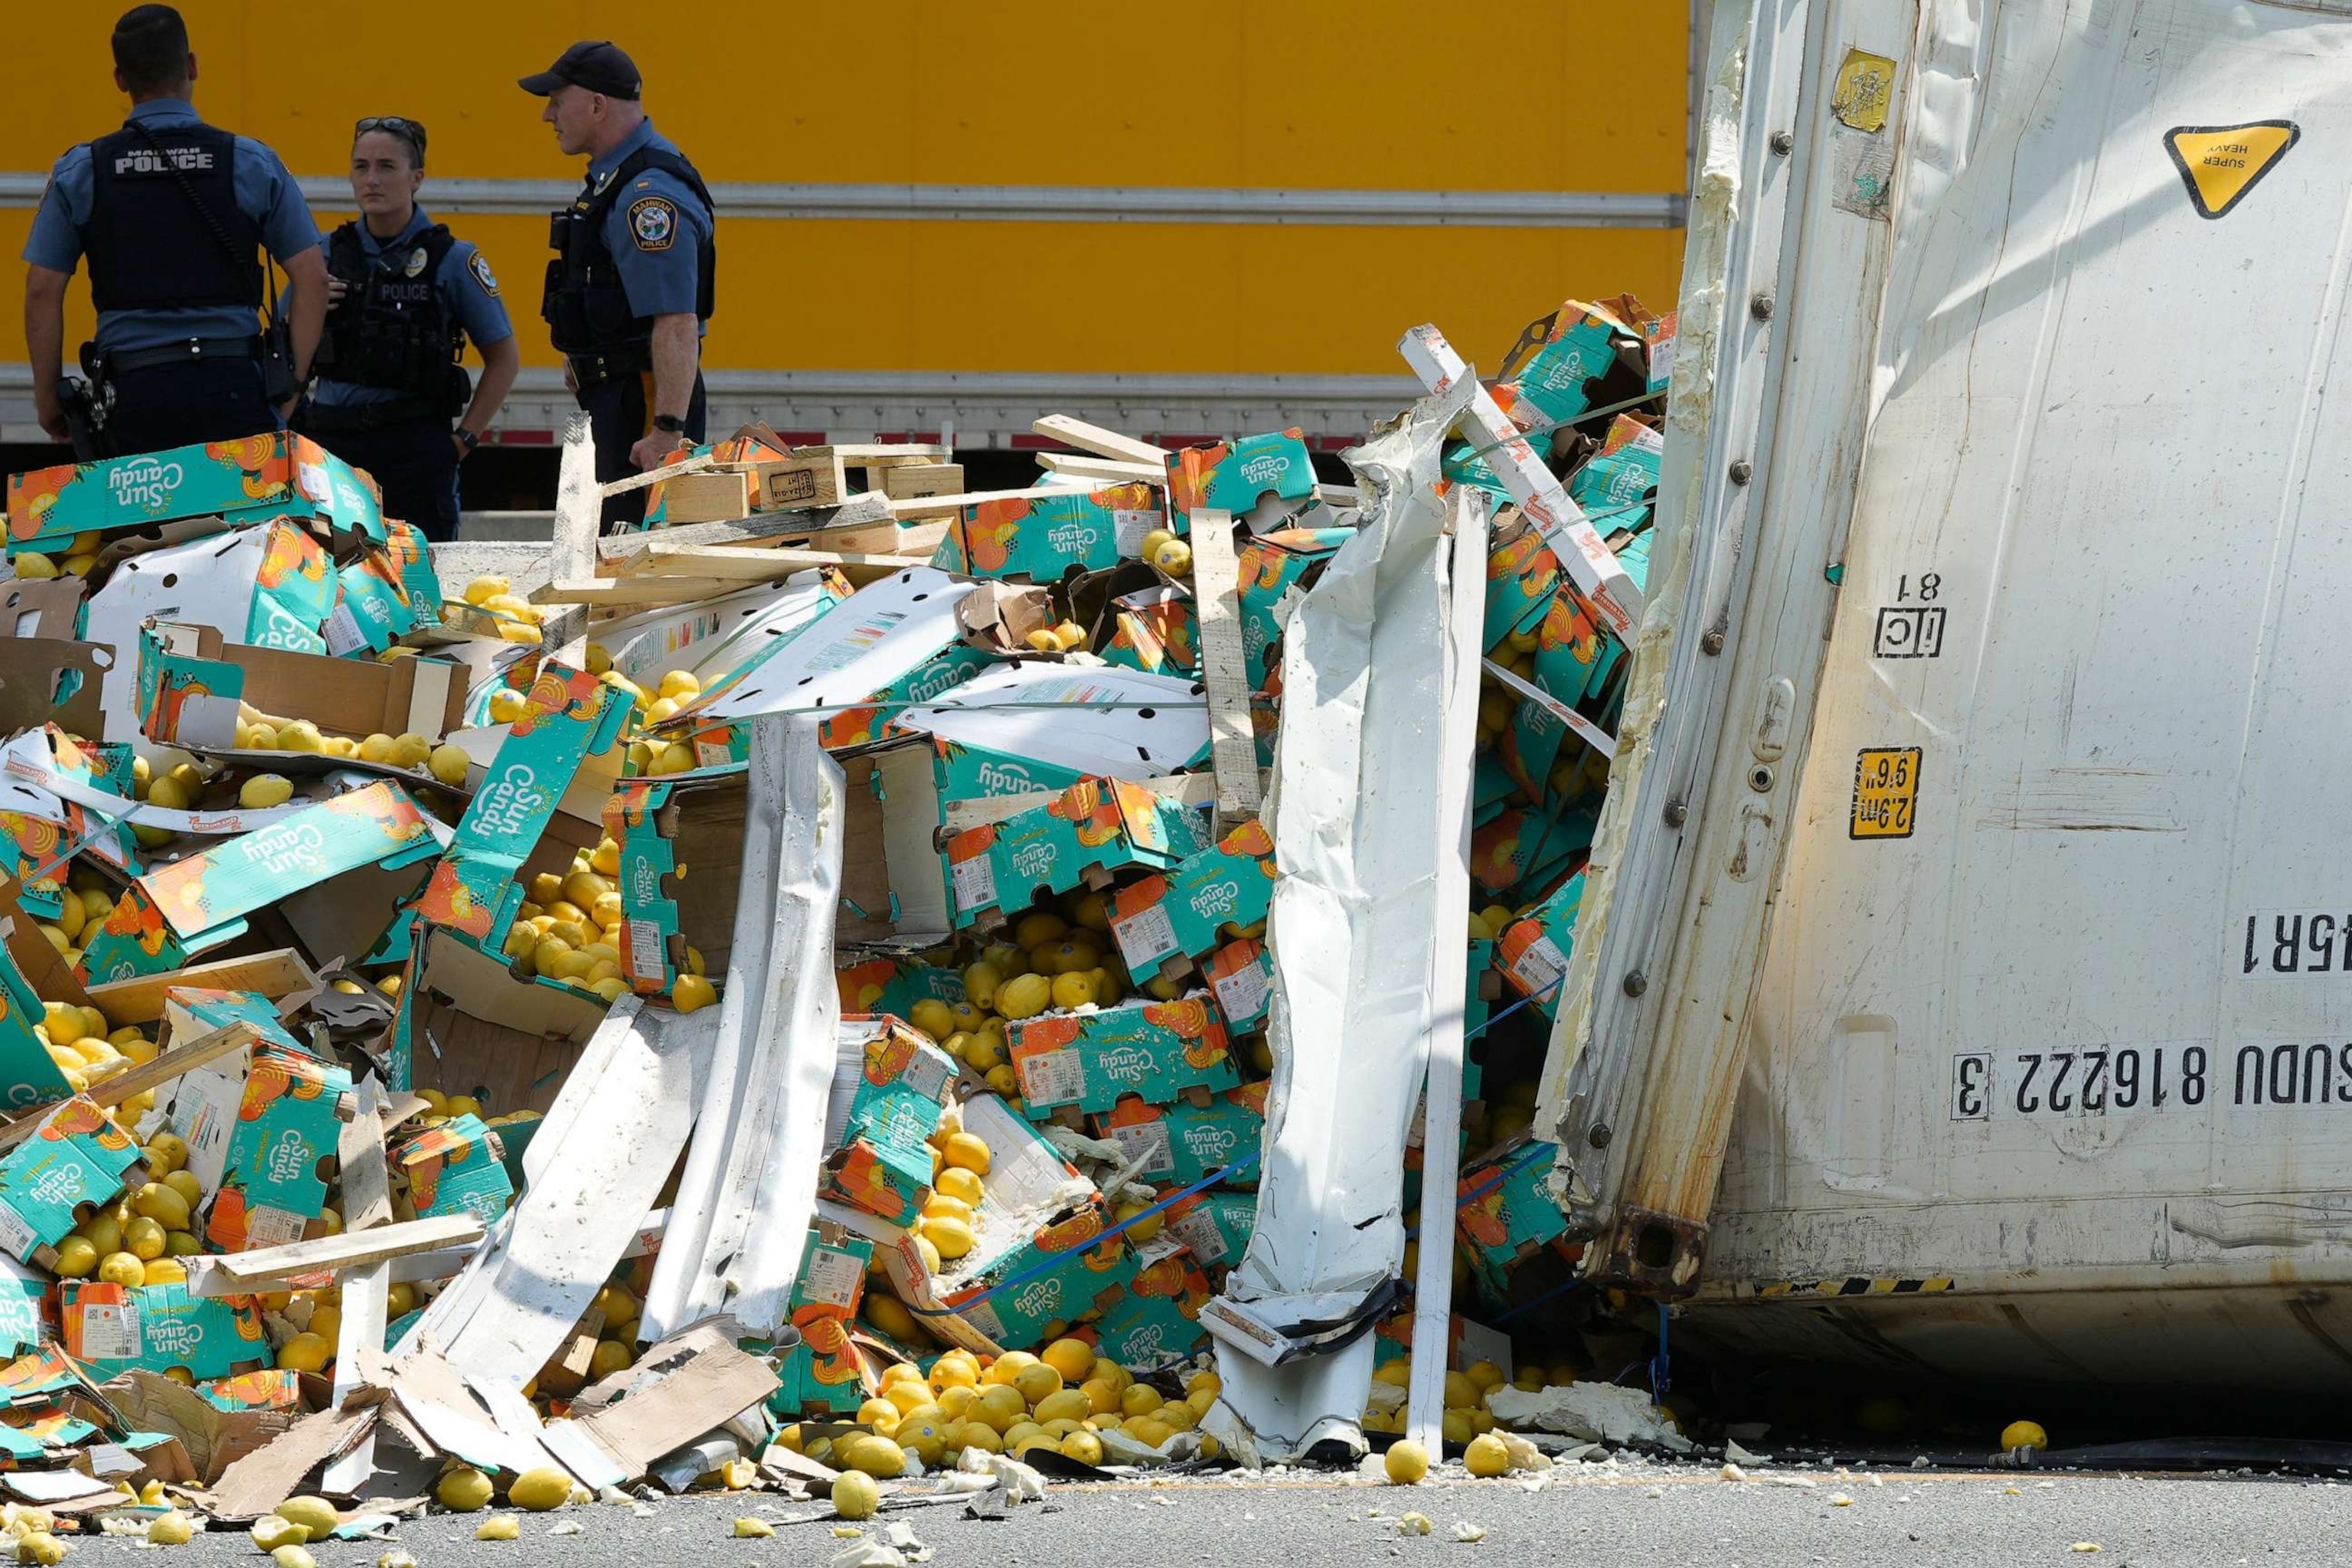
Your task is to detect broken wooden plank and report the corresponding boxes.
[884,485,1064,521]
[88,949,317,1027]
[547,413,602,665]
[877,462,964,501]
[0,1020,263,1155]
[619,543,913,586]
[1189,508,1263,827]
[1031,414,1168,468]
[646,469,751,523]
[599,494,895,560]
[1036,452,1166,485]
[605,518,903,568]
[322,1076,392,1496]
[597,451,717,500]
[209,1214,485,1285]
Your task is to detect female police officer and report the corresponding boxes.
[293,116,520,541]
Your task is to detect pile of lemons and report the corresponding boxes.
[28,872,126,988]
[458,576,547,647]
[497,831,713,1011]
[779,1344,1223,1475]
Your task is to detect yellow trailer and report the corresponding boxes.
[2,3,1691,452]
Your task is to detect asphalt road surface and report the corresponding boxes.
[58,1457,2352,1568]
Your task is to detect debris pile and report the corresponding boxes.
[0,288,1675,1538]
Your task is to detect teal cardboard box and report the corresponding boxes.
[412,663,627,948]
[1496,871,1585,1018]
[1109,818,1276,980]
[1007,998,1236,1120]
[1163,1191,1256,1272]
[834,1018,958,1155]
[835,956,964,1020]
[1199,937,1272,1031]
[1096,1083,1266,1191]
[393,1112,514,1225]
[78,780,441,982]
[61,1280,273,1379]
[6,430,384,551]
[933,482,1164,582]
[1165,429,1315,533]
[1454,1136,1571,1293]
[189,1044,352,1252]
[773,1230,874,1416]
[1089,1244,1212,1370]
[944,776,1209,929]
[0,1272,45,1358]
[1234,527,1348,688]
[1488,301,1629,436]
[822,1135,933,1229]
[0,939,77,1112]
[940,1222,1137,1353]
[0,1098,140,1267]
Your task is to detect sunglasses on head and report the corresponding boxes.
[354,116,427,154]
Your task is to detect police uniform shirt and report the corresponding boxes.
[308,206,515,409]
[588,119,712,334]
[22,97,321,353]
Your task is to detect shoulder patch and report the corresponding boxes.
[467,250,500,297]
[628,195,678,252]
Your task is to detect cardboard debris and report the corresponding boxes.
[0,269,1671,1528]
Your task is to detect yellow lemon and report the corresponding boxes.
[831,1471,879,1521]
[1050,971,1096,1010]
[2001,1419,2049,1452]
[462,576,509,606]
[51,1238,96,1279]
[97,1252,145,1288]
[1012,1361,1063,1406]
[1040,1337,1096,1385]
[488,690,528,725]
[923,1214,975,1261]
[995,972,1053,1021]
[234,769,287,806]
[276,1334,333,1374]
[133,1182,191,1231]
[1384,1438,1430,1485]
[942,1132,991,1175]
[427,744,471,786]
[1119,1384,1163,1419]
[671,974,718,1014]
[506,1467,571,1511]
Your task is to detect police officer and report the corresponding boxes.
[21,5,328,455]
[292,117,521,543]
[522,41,717,526]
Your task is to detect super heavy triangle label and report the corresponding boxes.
[2164,122,2300,220]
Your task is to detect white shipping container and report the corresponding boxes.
[1540,0,2352,1390]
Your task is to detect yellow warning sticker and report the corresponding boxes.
[2164,122,2299,220]
[1849,747,1921,840]
[1831,48,1896,133]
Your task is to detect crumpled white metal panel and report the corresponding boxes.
[641,714,844,1340]
[1202,381,1480,1464]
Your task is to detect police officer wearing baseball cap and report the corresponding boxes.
[21,5,328,455]
[292,116,521,543]
[524,41,717,526]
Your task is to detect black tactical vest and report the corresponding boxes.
[83,122,262,314]
[543,145,717,360]
[318,220,465,406]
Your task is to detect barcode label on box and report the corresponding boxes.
[322,605,368,657]
[901,1050,955,1099]
[1113,903,1181,970]
[1508,935,1570,1001]
[1169,1210,1227,1266]
[78,1302,140,1361]
[627,920,668,982]
[951,853,998,914]
[799,1244,865,1310]
[1018,1048,1086,1108]
[244,1204,308,1249]
[0,1204,35,1262]
[1212,957,1271,1026]
[1112,508,1161,557]
[694,739,732,769]
[1106,1120,1176,1179]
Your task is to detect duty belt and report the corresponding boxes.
[103,335,263,374]
[566,345,652,387]
[299,396,442,433]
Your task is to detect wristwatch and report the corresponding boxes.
[455,427,480,452]
[652,413,687,434]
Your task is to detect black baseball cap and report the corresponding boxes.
[518,41,641,100]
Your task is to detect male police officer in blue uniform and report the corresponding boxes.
[22,5,328,455]
[294,116,521,542]
[522,41,717,526]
